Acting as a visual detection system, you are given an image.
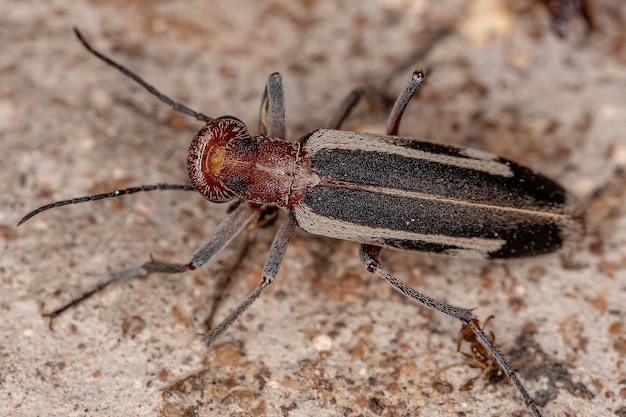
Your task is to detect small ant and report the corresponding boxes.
[437,315,506,391]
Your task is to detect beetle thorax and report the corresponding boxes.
[187,117,299,207]
[221,135,299,207]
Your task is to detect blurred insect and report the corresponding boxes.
[542,0,595,37]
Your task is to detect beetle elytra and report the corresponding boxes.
[20,29,583,417]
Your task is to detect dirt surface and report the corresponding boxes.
[1,1,625,416]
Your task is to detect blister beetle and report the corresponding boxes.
[19,29,583,417]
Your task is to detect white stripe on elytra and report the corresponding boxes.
[292,204,506,256]
[304,130,514,178]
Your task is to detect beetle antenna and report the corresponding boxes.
[73,28,214,124]
[17,183,196,226]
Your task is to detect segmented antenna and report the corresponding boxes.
[18,29,222,227]
[73,28,214,124]
[18,184,196,226]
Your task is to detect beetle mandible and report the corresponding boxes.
[19,29,583,417]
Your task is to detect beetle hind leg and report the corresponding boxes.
[359,244,475,320]
[358,244,544,417]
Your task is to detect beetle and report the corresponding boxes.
[19,29,582,417]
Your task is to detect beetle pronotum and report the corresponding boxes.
[20,29,582,417]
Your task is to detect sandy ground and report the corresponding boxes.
[1,1,625,416]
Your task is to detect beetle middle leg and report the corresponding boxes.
[203,219,296,345]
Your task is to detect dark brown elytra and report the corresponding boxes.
[16,28,563,417]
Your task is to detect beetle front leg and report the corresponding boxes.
[202,218,296,346]
[145,202,259,272]
[358,244,543,417]
[45,203,258,320]
[258,72,286,139]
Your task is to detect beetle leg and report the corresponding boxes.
[44,202,258,320]
[258,73,286,139]
[43,265,146,325]
[203,218,296,346]
[328,70,425,133]
[386,71,424,136]
[328,88,364,130]
[358,244,543,417]
[359,244,475,321]
[145,202,259,272]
